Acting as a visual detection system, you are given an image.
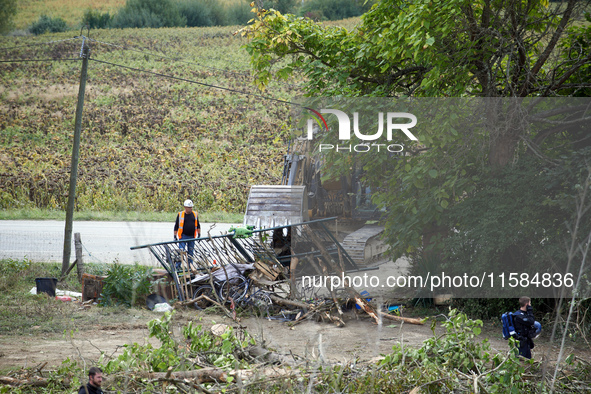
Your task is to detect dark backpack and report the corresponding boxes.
[501,311,517,340]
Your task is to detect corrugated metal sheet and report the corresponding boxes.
[243,185,309,229]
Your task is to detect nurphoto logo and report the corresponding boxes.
[304,108,418,153]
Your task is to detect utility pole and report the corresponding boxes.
[62,42,90,275]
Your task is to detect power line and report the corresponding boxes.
[88,37,253,78]
[0,37,80,51]
[90,57,298,107]
[1,34,303,107]
[0,58,79,63]
[88,36,305,92]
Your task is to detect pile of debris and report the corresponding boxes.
[167,223,424,327]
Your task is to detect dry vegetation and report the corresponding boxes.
[14,0,126,30]
[1,26,302,215]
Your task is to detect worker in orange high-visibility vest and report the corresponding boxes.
[173,199,201,269]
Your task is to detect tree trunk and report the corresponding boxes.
[489,133,519,169]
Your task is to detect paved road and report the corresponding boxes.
[0,220,240,267]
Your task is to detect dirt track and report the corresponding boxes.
[0,304,580,372]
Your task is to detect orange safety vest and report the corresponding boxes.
[177,211,199,239]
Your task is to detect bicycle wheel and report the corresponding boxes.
[245,290,274,317]
[192,285,215,310]
[218,276,249,304]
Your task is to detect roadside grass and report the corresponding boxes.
[0,259,159,337]
[0,208,244,222]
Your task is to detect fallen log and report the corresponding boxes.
[0,376,69,387]
[268,294,309,310]
[378,311,425,325]
[230,366,299,381]
[136,367,227,383]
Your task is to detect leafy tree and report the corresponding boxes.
[298,0,374,21]
[261,0,297,15]
[111,0,186,28]
[0,0,17,34]
[82,9,112,29]
[29,15,69,35]
[176,0,226,27]
[242,1,591,284]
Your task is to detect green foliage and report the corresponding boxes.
[0,0,17,34]
[0,257,31,276]
[0,258,32,294]
[225,0,253,26]
[100,263,153,307]
[82,8,112,29]
[29,15,69,35]
[242,0,591,289]
[441,156,567,276]
[104,312,254,375]
[261,0,297,14]
[110,0,186,28]
[176,0,226,27]
[244,0,590,97]
[377,309,536,392]
[298,0,373,21]
[558,11,591,97]
[452,298,525,320]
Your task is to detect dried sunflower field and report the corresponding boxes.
[0,26,300,215]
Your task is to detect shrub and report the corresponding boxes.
[225,0,252,26]
[99,263,153,307]
[0,258,32,292]
[261,0,297,14]
[376,309,537,392]
[82,9,112,29]
[303,10,324,22]
[29,15,69,35]
[175,0,226,27]
[103,312,256,374]
[298,0,373,21]
[110,0,186,29]
[0,0,18,34]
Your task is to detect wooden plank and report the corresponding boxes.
[74,233,84,283]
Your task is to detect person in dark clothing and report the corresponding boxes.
[78,366,104,394]
[513,296,538,359]
[173,199,201,269]
[271,227,292,267]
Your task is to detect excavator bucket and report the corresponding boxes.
[244,185,309,229]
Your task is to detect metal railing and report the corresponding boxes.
[131,217,359,300]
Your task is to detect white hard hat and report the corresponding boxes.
[183,199,194,207]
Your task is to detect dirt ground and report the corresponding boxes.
[1,259,588,373]
[0,302,586,372]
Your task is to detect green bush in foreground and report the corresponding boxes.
[99,263,153,307]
